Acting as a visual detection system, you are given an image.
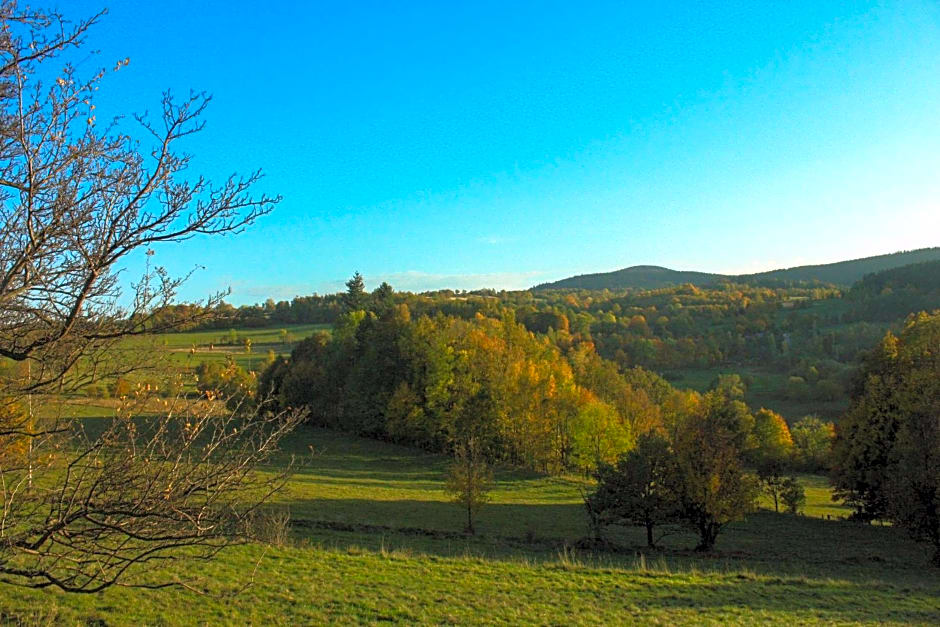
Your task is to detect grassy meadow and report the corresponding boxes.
[664,366,849,423]
[2,425,938,624]
[43,324,329,416]
[149,323,330,372]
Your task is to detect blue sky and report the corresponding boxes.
[67,1,940,303]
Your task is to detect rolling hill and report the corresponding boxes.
[533,247,940,290]
[531,265,724,291]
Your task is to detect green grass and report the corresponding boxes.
[3,543,938,625]
[71,325,330,397]
[150,323,330,372]
[152,324,330,349]
[664,366,848,422]
[3,426,938,624]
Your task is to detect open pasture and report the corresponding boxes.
[664,366,848,423]
[3,426,936,624]
[151,323,330,372]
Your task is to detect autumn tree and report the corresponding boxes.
[672,390,759,551]
[752,408,793,463]
[0,3,302,591]
[752,407,793,513]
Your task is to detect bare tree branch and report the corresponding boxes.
[0,2,301,593]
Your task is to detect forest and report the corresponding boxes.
[159,257,940,423]
[249,271,939,561]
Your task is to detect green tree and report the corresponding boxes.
[710,373,747,400]
[790,415,835,470]
[831,332,904,521]
[571,398,630,471]
[833,312,940,563]
[587,432,678,547]
[372,281,395,313]
[780,477,806,514]
[757,461,787,513]
[445,437,493,534]
[343,272,367,312]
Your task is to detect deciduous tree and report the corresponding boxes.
[832,312,940,564]
[780,477,806,514]
[0,3,302,592]
[672,390,759,551]
[445,436,492,534]
[587,432,678,548]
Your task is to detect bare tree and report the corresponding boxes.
[0,394,302,592]
[0,2,303,592]
[0,2,277,395]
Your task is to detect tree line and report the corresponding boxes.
[162,260,940,421]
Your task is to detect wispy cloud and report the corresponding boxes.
[227,281,314,303]
[208,270,552,305]
[477,235,515,246]
[319,270,547,294]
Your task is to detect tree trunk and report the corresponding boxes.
[646,522,655,548]
[695,522,719,552]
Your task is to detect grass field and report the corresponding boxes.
[664,366,848,423]
[151,323,330,372]
[2,426,938,624]
[62,324,329,405]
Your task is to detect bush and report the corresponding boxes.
[109,378,133,399]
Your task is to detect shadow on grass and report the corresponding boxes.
[63,421,938,592]
[278,495,937,585]
[273,506,940,624]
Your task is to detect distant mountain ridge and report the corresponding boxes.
[532,248,940,291]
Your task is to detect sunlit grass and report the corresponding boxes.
[3,542,938,625]
[4,421,936,623]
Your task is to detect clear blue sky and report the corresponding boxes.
[68,1,940,303]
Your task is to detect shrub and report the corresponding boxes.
[781,477,806,514]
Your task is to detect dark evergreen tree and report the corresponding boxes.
[343,272,367,312]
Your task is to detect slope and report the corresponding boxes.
[533,247,940,290]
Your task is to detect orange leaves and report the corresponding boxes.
[0,397,30,466]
